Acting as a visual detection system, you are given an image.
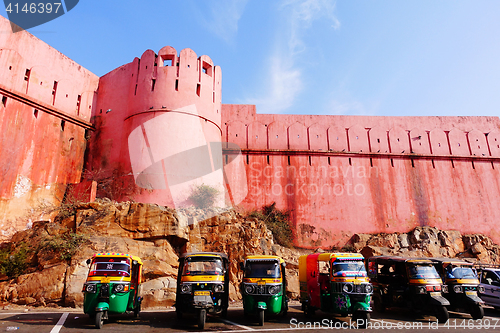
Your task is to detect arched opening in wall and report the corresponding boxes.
[61,120,65,131]
[161,54,174,67]
[52,81,58,105]
[202,61,213,77]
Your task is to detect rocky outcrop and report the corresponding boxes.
[352,226,500,264]
[1,202,499,310]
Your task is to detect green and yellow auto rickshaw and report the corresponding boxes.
[175,252,230,329]
[82,253,143,329]
[299,253,372,328]
[430,258,484,319]
[240,255,288,326]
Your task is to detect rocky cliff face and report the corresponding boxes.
[0,200,498,309]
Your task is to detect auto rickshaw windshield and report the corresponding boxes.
[333,261,366,274]
[89,257,131,277]
[408,264,440,279]
[245,260,280,278]
[446,266,476,279]
[183,257,224,275]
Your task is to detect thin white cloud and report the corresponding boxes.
[198,0,248,43]
[249,0,340,114]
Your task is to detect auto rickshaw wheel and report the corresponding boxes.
[354,312,370,329]
[198,309,206,329]
[95,311,104,329]
[435,305,449,324]
[471,304,484,320]
[304,304,315,318]
[258,308,264,326]
[134,302,141,318]
[373,293,385,313]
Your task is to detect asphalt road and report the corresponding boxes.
[2,303,500,332]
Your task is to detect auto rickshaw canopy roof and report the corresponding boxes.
[244,255,284,264]
[302,252,365,262]
[92,252,143,265]
[429,257,474,267]
[179,252,229,261]
[368,255,434,265]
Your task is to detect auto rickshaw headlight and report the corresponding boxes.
[453,285,463,293]
[416,286,426,294]
[244,285,254,295]
[365,284,373,293]
[180,283,192,294]
[478,286,485,293]
[213,284,224,293]
[343,283,353,293]
[113,284,129,293]
[442,285,449,293]
[84,283,97,293]
[268,285,280,295]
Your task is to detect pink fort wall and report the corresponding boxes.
[222,105,500,248]
[0,16,99,239]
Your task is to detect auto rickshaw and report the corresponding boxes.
[175,252,230,329]
[82,253,143,329]
[299,253,372,328]
[240,255,288,326]
[430,258,484,319]
[367,256,449,323]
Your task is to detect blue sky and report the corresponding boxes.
[2,0,500,117]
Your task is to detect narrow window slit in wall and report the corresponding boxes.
[8,66,12,70]
[175,79,179,91]
[451,160,455,168]
[1,96,6,107]
[390,159,394,167]
[225,155,228,164]
[288,156,290,165]
[33,109,38,118]
[196,84,201,96]
[349,158,352,166]
[163,59,172,67]
[370,158,373,167]
[213,92,215,103]
[328,156,331,165]
[267,155,270,165]
[77,95,81,115]
[52,81,58,105]
[472,161,475,169]
[432,160,435,169]
[411,159,415,168]
[24,69,30,81]
[134,84,138,95]
[61,120,65,131]
[246,155,249,164]
[492,161,495,169]
[308,156,312,166]
[151,79,156,92]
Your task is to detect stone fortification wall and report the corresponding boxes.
[0,15,99,239]
[222,104,500,248]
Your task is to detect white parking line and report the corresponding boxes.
[219,318,254,330]
[49,312,69,333]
